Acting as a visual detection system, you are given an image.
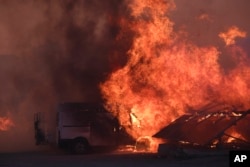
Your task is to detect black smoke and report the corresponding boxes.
[0,0,128,152]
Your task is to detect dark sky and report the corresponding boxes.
[0,0,249,152]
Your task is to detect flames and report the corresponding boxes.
[0,116,14,131]
[219,26,247,46]
[226,130,247,144]
[100,0,250,148]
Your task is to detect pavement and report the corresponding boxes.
[0,148,229,167]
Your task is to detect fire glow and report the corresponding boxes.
[219,26,247,46]
[101,0,250,150]
[0,116,14,131]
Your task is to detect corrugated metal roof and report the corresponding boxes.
[153,109,250,147]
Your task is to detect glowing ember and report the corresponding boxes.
[0,116,14,131]
[117,145,135,152]
[225,129,247,143]
[101,0,250,141]
[135,136,165,153]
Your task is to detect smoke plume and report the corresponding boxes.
[0,0,126,152]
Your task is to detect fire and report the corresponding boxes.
[101,0,250,142]
[225,129,247,144]
[219,26,247,46]
[226,133,245,143]
[0,116,14,131]
[135,136,165,153]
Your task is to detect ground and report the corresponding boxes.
[0,147,229,167]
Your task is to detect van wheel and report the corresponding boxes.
[72,139,89,154]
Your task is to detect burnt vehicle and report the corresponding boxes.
[34,103,132,154]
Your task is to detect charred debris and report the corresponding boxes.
[154,103,250,153]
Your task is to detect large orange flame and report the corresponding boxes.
[101,0,250,141]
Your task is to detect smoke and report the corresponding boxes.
[0,0,126,152]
